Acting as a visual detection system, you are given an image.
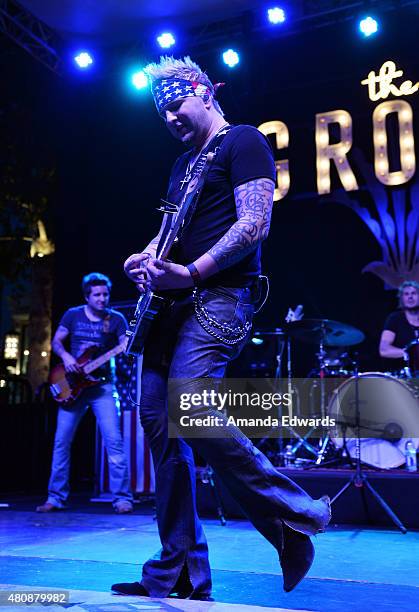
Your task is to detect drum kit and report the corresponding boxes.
[255,316,419,472]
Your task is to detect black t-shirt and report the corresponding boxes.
[384,310,419,347]
[166,125,276,287]
[383,310,419,369]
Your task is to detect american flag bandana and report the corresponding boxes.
[151,78,212,115]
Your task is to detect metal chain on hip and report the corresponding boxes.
[192,288,252,345]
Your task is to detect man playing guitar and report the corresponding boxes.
[36,273,133,514]
[112,56,330,600]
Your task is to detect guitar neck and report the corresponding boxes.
[155,201,189,261]
[83,344,124,374]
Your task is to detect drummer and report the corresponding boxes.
[379,281,419,371]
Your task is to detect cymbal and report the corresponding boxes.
[286,319,365,346]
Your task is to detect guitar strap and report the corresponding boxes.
[158,125,234,254]
[102,312,111,334]
[177,125,233,239]
[100,312,112,353]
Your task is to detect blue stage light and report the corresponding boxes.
[131,70,148,90]
[251,337,264,345]
[359,16,379,37]
[74,51,93,69]
[222,49,240,68]
[267,7,286,24]
[157,32,175,49]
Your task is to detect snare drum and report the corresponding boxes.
[328,372,419,469]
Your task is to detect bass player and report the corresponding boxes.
[36,272,133,514]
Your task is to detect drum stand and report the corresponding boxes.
[258,331,318,460]
[257,330,286,456]
[314,338,331,464]
[330,364,407,533]
[288,333,332,463]
[284,335,319,458]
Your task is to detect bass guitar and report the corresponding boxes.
[49,343,125,405]
[125,152,214,357]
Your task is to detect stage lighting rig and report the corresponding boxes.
[157,32,175,49]
[359,16,379,37]
[267,7,286,25]
[132,70,148,90]
[74,51,93,69]
[222,49,240,68]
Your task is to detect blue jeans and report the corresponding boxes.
[139,287,328,598]
[47,383,132,508]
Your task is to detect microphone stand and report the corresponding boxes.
[330,360,407,533]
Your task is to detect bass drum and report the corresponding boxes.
[329,372,419,469]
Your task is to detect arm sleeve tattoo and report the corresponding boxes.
[207,178,275,271]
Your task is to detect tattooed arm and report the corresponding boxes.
[193,178,275,280]
[127,178,274,292]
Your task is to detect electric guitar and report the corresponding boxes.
[49,343,125,405]
[125,152,214,357]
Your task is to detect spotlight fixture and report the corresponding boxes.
[74,51,94,69]
[157,32,176,49]
[267,7,286,24]
[359,16,379,37]
[222,49,240,68]
[132,70,148,90]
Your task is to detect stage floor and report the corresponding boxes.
[1,498,419,611]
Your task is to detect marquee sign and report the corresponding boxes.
[259,60,417,202]
[361,60,419,102]
[259,60,418,287]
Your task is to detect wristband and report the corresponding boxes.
[186,263,202,286]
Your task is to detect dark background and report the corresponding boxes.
[2,7,418,376]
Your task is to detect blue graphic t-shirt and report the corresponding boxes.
[59,306,127,379]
